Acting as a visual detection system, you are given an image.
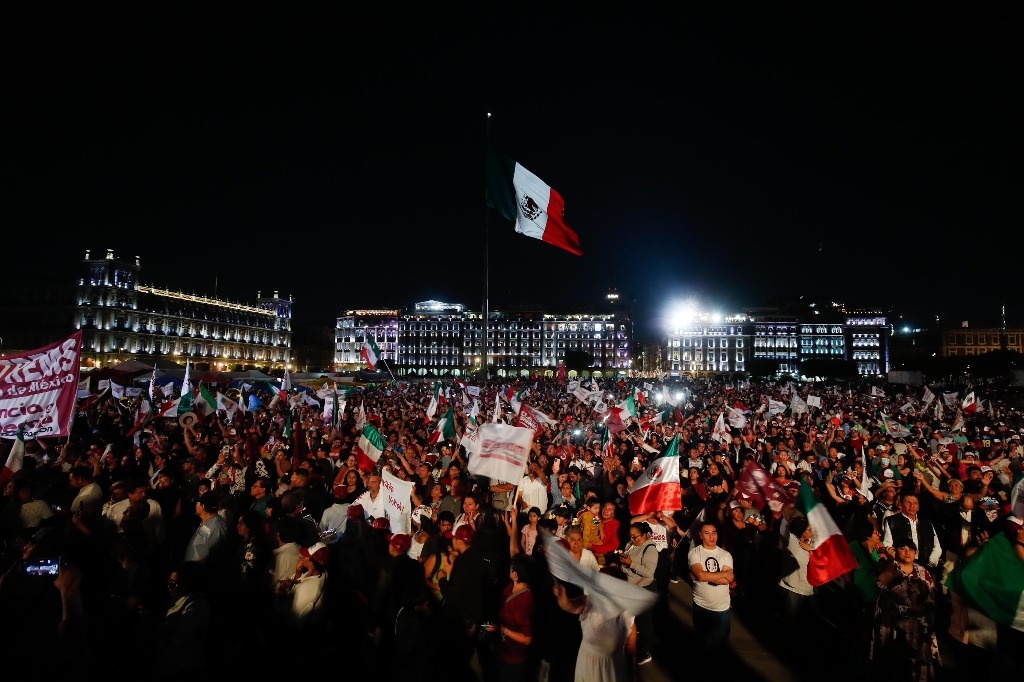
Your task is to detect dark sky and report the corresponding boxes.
[3,4,1021,343]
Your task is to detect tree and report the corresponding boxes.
[563,350,594,373]
[800,358,858,381]
[747,358,780,379]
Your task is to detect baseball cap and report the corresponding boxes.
[371,517,390,530]
[300,542,331,569]
[454,525,476,544]
[388,533,413,555]
[346,504,364,520]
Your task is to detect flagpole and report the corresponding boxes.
[483,112,491,381]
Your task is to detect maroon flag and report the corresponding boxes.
[736,460,794,513]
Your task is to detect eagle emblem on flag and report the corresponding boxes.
[519,194,542,221]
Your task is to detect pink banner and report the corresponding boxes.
[0,331,82,439]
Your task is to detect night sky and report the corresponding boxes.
[3,4,1020,343]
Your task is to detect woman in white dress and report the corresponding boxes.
[552,579,636,682]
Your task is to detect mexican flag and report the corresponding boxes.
[796,480,859,586]
[429,406,458,445]
[425,381,442,421]
[0,428,27,488]
[361,337,381,370]
[948,532,1024,631]
[961,391,978,414]
[627,434,682,515]
[356,424,386,472]
[157,397,183,419]
[486,144,583,256]
[194,383,218,417]
[880,413,911,438]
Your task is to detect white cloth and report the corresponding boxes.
[574,597,634,682]
[687,543,733,612]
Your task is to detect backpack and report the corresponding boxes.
[640,544,672,594]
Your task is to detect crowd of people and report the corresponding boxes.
[1,374,1023,681]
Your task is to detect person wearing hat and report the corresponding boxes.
[367,533,424,651]
[871,537,941,680]
[276,542,330,627]
[438,524,497,670]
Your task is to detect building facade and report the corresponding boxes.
[665,303,890,378]
[942,325,1024,357]
[76,250,293,370]
[333,299,633,378]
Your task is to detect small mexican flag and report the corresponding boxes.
[429,406,458,445]
[0,428,27,488]
[796,480,859,586]
[356,424,386,472]
[627,434,682,515]
[362,337,381,370]
[948,529,1024,631]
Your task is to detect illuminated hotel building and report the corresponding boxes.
[76,249,292,369]
[334,293,633,377]
[665,302,889,377]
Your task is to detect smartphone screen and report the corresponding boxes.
[24,557,60,577]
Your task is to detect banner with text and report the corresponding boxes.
[0,331,82,439]
[466,422,534,485]
[381,467,413,534]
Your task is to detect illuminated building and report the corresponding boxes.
[76,249,292,369]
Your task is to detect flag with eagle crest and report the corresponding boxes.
[627,434,682,515]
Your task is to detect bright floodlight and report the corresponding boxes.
[668,299,699,331]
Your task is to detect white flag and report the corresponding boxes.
[727,406,747,430]
[381,468,413,535]
[467,422,533,485]
[922,386,935,408]
[712,412,731,444]
[540,528,657,618]
[182,358,192,397]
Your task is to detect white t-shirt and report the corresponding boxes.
[518,474,549,514]
[687,543,733,612]
[354,489,387,521]
[645,519,669,551]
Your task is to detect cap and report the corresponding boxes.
[300,542,331,568]
[371,517,390,531]
[1005,516,1024,531]
[388,533,413,555]
[228,428,238,436]
[454,525,476,544]
[728,500,741,510]
[411,505,433,526]
[346,504,364,520]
